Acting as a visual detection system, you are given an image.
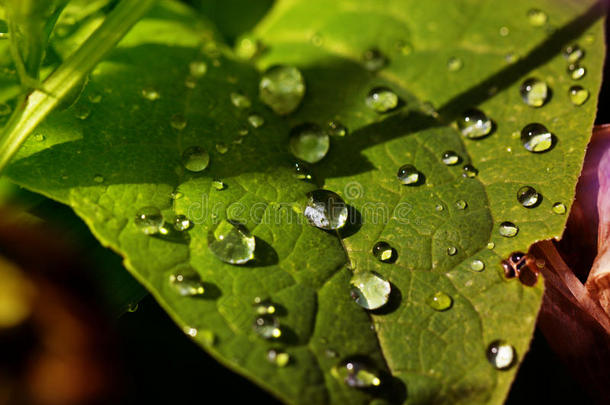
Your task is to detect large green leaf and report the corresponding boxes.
[3,0,605,403]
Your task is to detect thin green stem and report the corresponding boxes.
[0,0,157,173]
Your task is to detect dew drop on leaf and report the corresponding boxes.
[447,56,463,71]
[304,190,348,230]
[350,271,391,310]
[567,63,586,80]
[527,8,547,27]
[173,214,192,231]
[520,123,554,153]
[499,221,519,237]
[235,36,263,60]
[207,219,255,264]
[397,164,421,185]
[293,161,313,180]
[74,104,91,120]
[141,87,160,101]
[259,65,305,115]
[253,297,276,315]
[569,86,589,106]
[396,40,413,55]
[267,349,290,367]
[135,206,164,235]
[34,133,45,142]
[519,78,549,107]
[435,204,444,211]
[230,91,252,109]
[517,186,540,208]
[486,340,516,370]
[170,113,187,130]
[212,179,226,190]
[248,114,265,128]
[447,246,458,256]
[184,75,197,89]
[216,143,228,154]
[362,48,388,71]
[441,151,460,165]
[455,200,467,210]
[189,60,208,77]
[327,120,347,137]
[487,242,495,249]
[169,268,205,296]
[182,146,210,172]
[470,259,485,272]
[372,241,396,263]
[253,314,281,339]
[457,109,493,139]
[183,326,198,337]
[427,291,453,311]
[552,202,567,215]
[563,44,584,63]
[365,87,399,113]
[331,358,381,388]
[93,174,104,183]
[462,164,478,178]
[289,123,329,163]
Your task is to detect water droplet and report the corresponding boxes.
[499,222,519,237]
[527,9,547,27]
[470,259,485,272]
[253,297,276,314]
[517,186,540,208]
[238,127,249,136]
[325,348,338,358]
[447,57,463,72]
[253,314,281,339]
[0,102,11,116]
[182,146,210,172]
[552,202,566,215]
[365,87,399,113]
[487,242,495,249]
[427,291,453,311]
[170,191,183,200]
[293,161,312,180]
[184,75,197,89]
[332,358,381,387]
[183,326,198,337]
[462,164,478,178]
[520,78,549,107]
[447,246,457,256]
[457,109,493,139]
[455,200,467,210]
[173,214,192,231]
[304,190,348,230]
[208,219,255,264]
[563,44,584,63]
[520,123,554,153]
[372,241,396,263]
[397,164,421,185]
[248,114,265,128]
[189,60,208,77]
[441,151,460,165]
[169,269,205,296]
[435,204,444,211]
[569,86,589,106]
[259,65,305,115]
[289,123,329,164]
[216,143,228,154]
[88,93,102,103]
[505,52,517,63]
[135,206,164,235]
[486,340,515,370]
[499,26,510,36]
[567,63,586,80]
[350,271,390,310]
[74,104,91,120]
[141,87,160,101]
[235,36,262,60]
[230,92,252,109]
[93,174,104,183]
[34,133,45,142]
[267,349,290,367]
[327,120,347,137]
[170,113,187,130]
[212,179,226,190]
[362,48,387,71]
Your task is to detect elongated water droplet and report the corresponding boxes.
[141,87,160,101]
[332,358,381,388]
[253,314,281,339]
[174,214,192,231]
[248,114,265,128]
[253,297,276,314]
[170,113,187,130]
[563,44,584,63]
[552,202,566,215]
[293,162,312,180]
[327,120,347,137]
[462,164,478,178]
[567,63,586,80]
[447,246,457,256]
[397,164,421,185]
[230,92,252,109]
[521,123,554,153]
[362,48,387,71]
[207,219,255,264]
[372,241,396,263]
[182,146,210,172]
[350,271,391,310]
[259,65,305,115]
[189,61,208,77]
[569,86,589,106]
[487,340,516,370]
[427,291,453,311]
[517,186,540,208]
[499,221,519,237]
[457,109,493,139]
[169,269,205,296]
[441,151,460,165]
[527,9,547,27]
[267,349,290,367]
[304,190,348,230]
[520,78,548,107]
[135,206,164,235]
[455,200,467,210]
[447,57,463,71]
[289,123,329,163]
[470,259,485,272]
[366,87,398,113]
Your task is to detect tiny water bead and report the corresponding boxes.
[563,44,584,63]
[293,161,313,180]
[182,146,210,172]
[517,186,540,208]
[289,123,329,164]
[212,179,226,190]
[455,200,467,210]
[267,349,290,367]
[93,175,104,183]
[569,86,589,106]
[447,56,463,72]
[173,215,192,231]
[215,143,228,154]
[253,297,276,315]
[230,92,252,109]
[552,202,567,215]
[567,63,586,80]
[365,87,399,113]
[447,246,457,256]
[427,291,453,311]
[435,204,444,211]
[332,358,381,388]
[527,8,547,27]
[259,65,306,115]
[519,78,549,108]
[169,270,205,296]
[350,271,391,310]
[248,114,265,128]
[74,104,91,120]
[441,151,460,165]
[327,120,347,137]
[462,164,478,178]
[135,206,164,235]
[304,190,348,230]
[397,164,421,185]
[141,87,160,101]
[521,123,554,153]
[486,340,516,370]
[253,315,282,339]
[499,26,510,37]
[170,113,187,130]
[487,242,495,249]
[235,36,263,60]
[189,60,208,77]
[372,241,396,263]
[207,219,255,264]
[362,48,388,71]
[34,134,45,142]
[499,222,519,238]
[457,109,493,139]
[184,76,197,89]
[470,259,485,272]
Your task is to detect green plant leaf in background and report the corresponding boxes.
[2,0,606,404]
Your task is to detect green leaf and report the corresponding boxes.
[3,0,605,403]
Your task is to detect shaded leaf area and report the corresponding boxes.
[3,0,606,404]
